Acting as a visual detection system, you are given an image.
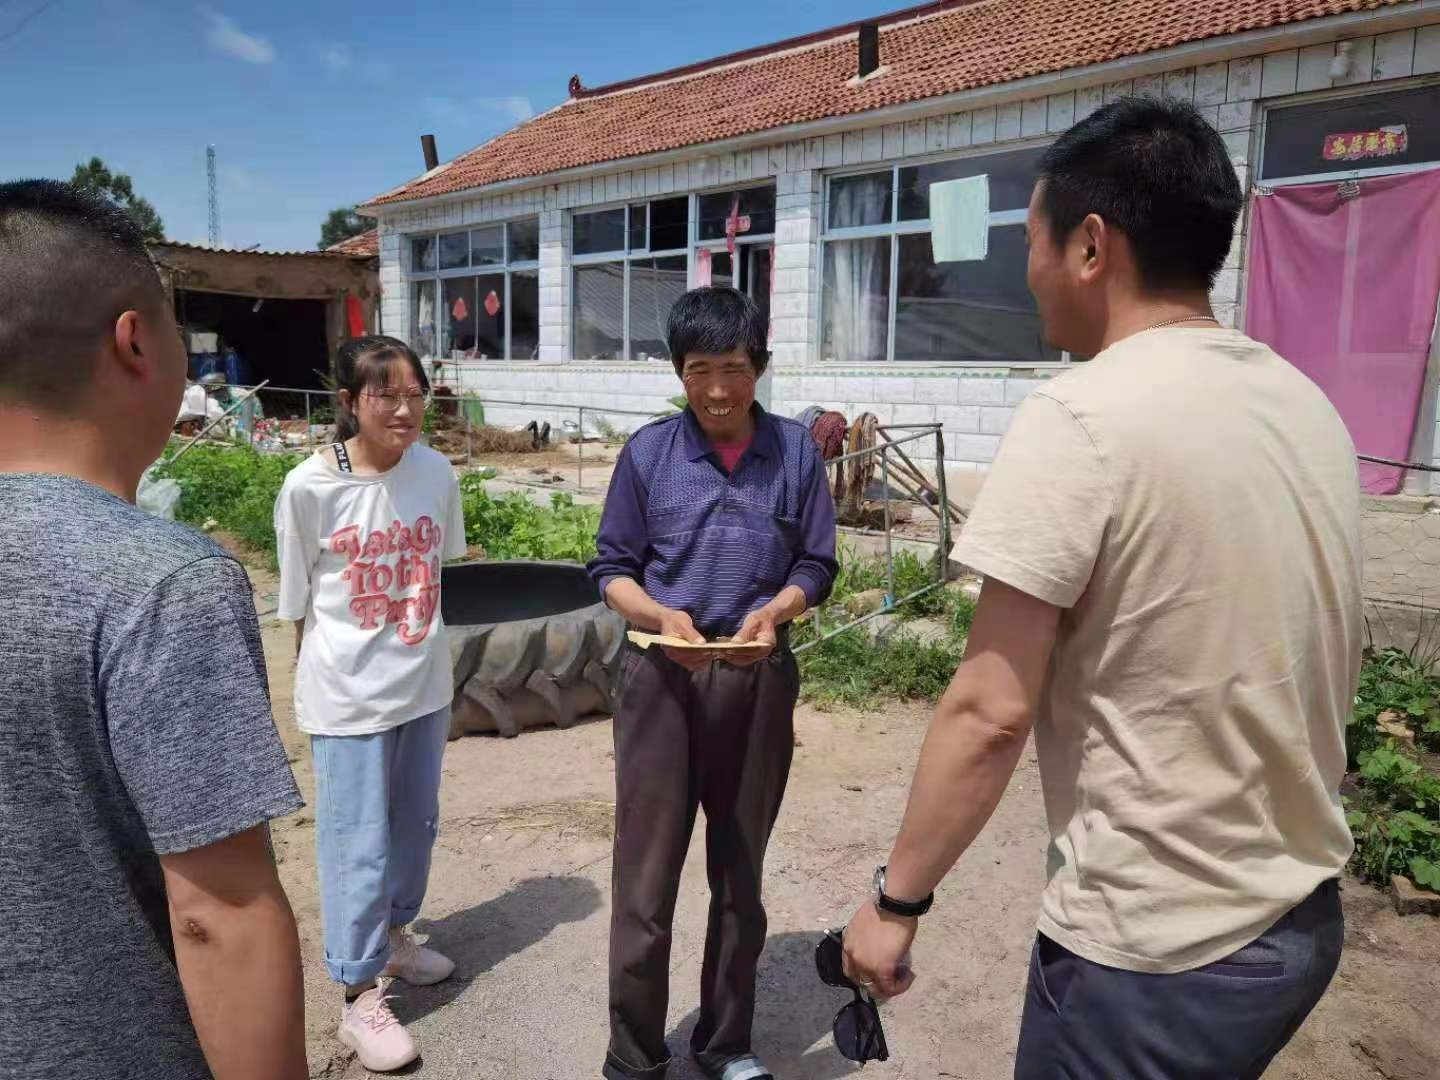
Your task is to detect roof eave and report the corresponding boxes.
[364,0,1440,216]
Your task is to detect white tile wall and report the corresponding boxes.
[1373,29,1416,79]
[1194,61,1229,105]
[1418,25,1440,74]
[1261,50,1300,98]
[996,102,1023,141]
[947,112,973,148]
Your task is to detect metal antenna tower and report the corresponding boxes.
[206,145,221,248]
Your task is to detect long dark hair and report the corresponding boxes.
[333,335,430,441]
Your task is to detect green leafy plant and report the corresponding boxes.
[1345,633,1440,891]
[794,618,962,708]
[157,444,303,567]
[594,417,631,446]
[1351,645,1440,760]
[458,473,600,562]
[792,545,973,708]
[1347,791,1440,890]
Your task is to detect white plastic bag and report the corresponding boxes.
[136,467,181,520]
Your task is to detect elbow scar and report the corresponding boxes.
[180,917,211,943]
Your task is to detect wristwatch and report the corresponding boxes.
[873,865,934,917]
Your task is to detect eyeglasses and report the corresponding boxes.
[362,389,429,412]
[814,929,889,1063]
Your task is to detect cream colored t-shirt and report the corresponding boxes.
[954,327,1361,974]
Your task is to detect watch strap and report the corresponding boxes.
[876,865,934,917]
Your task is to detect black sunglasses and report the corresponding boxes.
[814,929,890,1063]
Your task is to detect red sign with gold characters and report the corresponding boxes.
[1322,126,1408,162]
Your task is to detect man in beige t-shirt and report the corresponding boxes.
[843,97,1361,1079]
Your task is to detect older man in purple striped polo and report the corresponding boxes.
[588,286,838,1080]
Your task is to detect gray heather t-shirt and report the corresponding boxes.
[0,474,304,1080]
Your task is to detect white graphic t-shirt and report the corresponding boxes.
[274,444,466,736]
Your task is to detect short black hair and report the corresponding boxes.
[665,286,768,376]
[1037,96,1243,292]
[0,179,166,409]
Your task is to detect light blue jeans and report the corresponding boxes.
[311,707,450,985]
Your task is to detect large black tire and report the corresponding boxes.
[442,561,626,738]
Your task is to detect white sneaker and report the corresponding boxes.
[338,983,419,1072]
[381,927,455,986]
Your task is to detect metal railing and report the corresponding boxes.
[195,383,674,491]
[797,423,954,655]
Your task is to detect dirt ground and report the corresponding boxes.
[243,559,1439,1080]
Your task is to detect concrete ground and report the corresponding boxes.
[244,557,1439,1080]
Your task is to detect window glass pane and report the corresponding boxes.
[697,185,776,241]
[628,256,689,361]
[1261,85,1440,179]
[829,172,893,229]
[898,145,1046,220]
[509,270,540,360]
[442,277,475,357]
[709,251,736,289]
[821,237,891,363]
[894,227,1058,364]
[410,279,437,358]
[628,204,648,252]
[438,231,469,270]
[411,235,437,273]
[650,196,689,251]
[470,225,504,266]
[574,208,626,255]
[508,218,540,262]
[471,273,505,358]
[574,263,625,358]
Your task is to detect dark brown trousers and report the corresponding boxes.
[605,644,799,1078]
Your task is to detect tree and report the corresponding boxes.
[70,157,165,241]
[319,206,368,250]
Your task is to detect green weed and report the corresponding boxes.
[1346,638,1440,890]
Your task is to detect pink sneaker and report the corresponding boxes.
[381,927,455,986]
[338,983,419,1072]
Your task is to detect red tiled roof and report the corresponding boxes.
[326,228,379,257]
[365,0,1411,207]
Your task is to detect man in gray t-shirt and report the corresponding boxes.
[0,181,307,1079]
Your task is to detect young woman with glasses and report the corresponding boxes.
[273,335,467,1072]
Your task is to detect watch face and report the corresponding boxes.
[873,865,886,898]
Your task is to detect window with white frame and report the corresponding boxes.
[820,144,1060,365]
[406,218,541,361]
[571,185,776,361]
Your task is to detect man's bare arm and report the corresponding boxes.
[882,579,1060,901]
[843,578,1061,996]
[161,825,308,1080]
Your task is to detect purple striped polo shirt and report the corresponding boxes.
[587,405,838,638]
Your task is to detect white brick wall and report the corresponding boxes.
[370,15,1440,468]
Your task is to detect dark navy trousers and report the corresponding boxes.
[1015,879,1343,1079]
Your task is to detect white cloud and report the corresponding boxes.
[423,95,535,128]
[202,9,276,65]
[319,42,351,72]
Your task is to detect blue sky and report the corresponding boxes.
[0,0,889,251]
